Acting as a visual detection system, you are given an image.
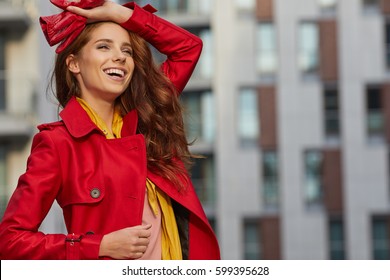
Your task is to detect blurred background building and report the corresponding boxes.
[1,0,390,260]
[0,0,41,226]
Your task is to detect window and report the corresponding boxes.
[238,88,259,146]
[0,145,6,219]
[319,0,337,8]
[318,0,337,15]
[385,22,390,69]
[372,216,390,259]
[328,218,345,259]
[262,150,279,209]
[304,150,323,206]
[208,217,217,236]
[154,0,189,14]
[121,2,213,78]
[366,86,384,140]
[181,91,215,144]
[244,220,261,259]
[191,155,216,208]
[257,23,277,76]
[191,28,214,80]
[132,0,211,16]
[324,85,340,139]
[363,0,380,14]
[236,0,255,10]
[298,22,319,75]
[0,34,5,110]
[388,152,390,201]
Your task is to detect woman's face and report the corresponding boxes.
[66,22,135,103]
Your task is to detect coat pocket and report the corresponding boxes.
[58,185,105,208]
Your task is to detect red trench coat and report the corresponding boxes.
[0,2,220,260]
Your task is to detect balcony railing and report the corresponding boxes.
[0,71,37,141]
[0,184,9,220]
[0,0,36,33]
[0,0,34,33]
[0,193,8,220]
[0,0,36,11]
[129,0,212,16]
[367,110,384,135]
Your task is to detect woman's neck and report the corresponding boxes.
[81,96,115,132]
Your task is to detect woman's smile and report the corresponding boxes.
[67,22,135,102]
[103,67,127,80]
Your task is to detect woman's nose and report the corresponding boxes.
[113,50,126,63]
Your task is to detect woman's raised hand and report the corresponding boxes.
[99,224,152,259]
[67,1,133,24]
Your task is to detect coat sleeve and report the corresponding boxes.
[0,131,102,259]
[120,2,203,94]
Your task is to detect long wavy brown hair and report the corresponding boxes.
[51,22,193,190]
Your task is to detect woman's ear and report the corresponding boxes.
[66,54,80,74]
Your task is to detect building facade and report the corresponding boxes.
[1,0,390,260]
[0,0,40,222]
[250,0,390,260]
[141,0,390,260]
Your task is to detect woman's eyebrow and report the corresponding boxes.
[94,38,113,44]
[94,39,132,47]
[122,42,132,48]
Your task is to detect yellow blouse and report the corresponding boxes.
[76,97,182,260]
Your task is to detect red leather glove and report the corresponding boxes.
[40,0,105,53]
[49,0,104,10]
[40,1,157,53]
[40,11,86,53]
[122,2,157,13]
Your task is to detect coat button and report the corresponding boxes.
[90,188,101,199]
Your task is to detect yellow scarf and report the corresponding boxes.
[77,97,182,260]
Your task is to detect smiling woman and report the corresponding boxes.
[64,22,135,128]
[0,0,220,260]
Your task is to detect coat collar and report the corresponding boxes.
[59,96,139,138]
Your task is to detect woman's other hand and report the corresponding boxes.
[99,224,152,259]
[67,1,133,24]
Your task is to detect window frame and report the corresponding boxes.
[0,144,7,220]
[181,90,215,145]
[303,149,324,207]
[256,21,278,77]
[328,217,346,260]
[365,85,385,142]
[191,153,216,209]
[362,0,381,15]
[0,34,5,110]
[262,150,279,210]
[243,219,262,260]
[298,21,320,77]
[384,20,390,70]
[371,216,390,260]
[237,87,260,147]
[323,84,340,140]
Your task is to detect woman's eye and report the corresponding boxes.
[123,49,133,56]
[97,45,109,50]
